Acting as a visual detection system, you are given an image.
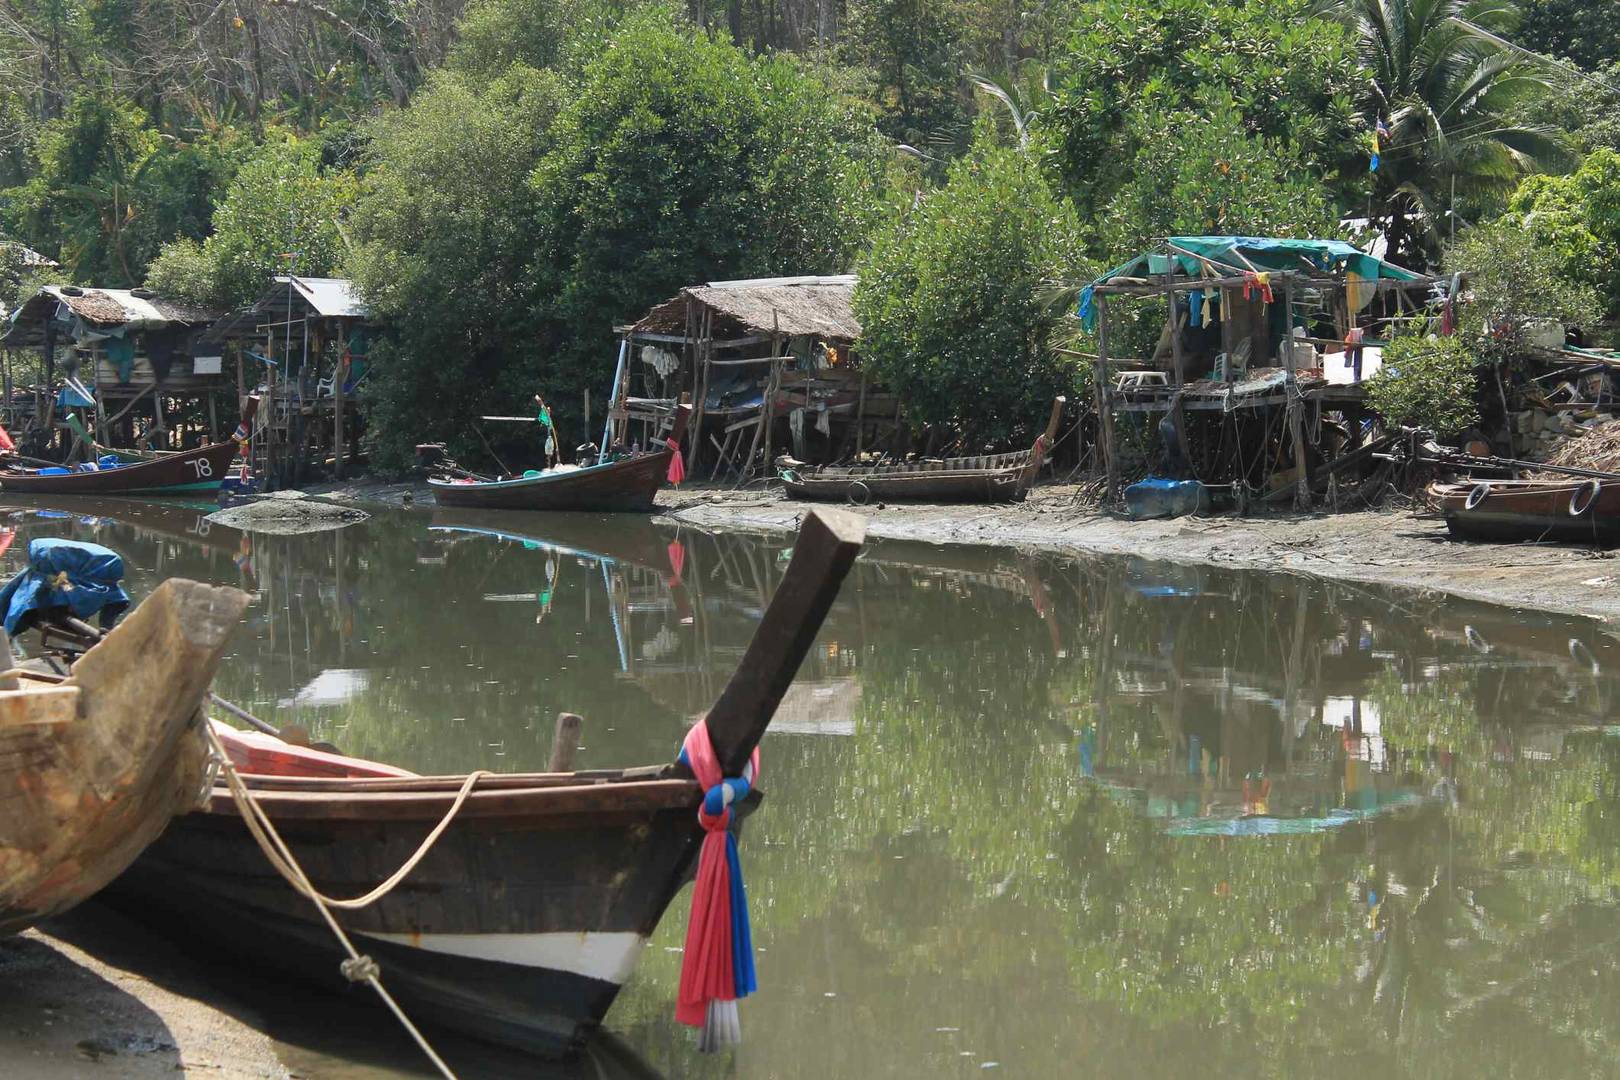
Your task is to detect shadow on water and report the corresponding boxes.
[7,497,1620,1076]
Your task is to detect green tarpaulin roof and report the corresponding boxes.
[1097,235,1424,286]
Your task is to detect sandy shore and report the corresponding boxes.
[651,485,1620,623]
[295,477,1620,623]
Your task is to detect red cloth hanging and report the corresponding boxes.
[666,438,685,486]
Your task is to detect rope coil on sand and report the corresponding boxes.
[203,721,483,1079]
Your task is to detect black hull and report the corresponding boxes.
[107,787,707,1058]
[102,875,624,1056]
[1443,510,1620,545]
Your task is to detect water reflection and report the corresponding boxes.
[8,498,1620,1077]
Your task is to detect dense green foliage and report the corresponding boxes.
[1314,0,1563,264]
[0,0,1608,457]
[1504,149,1620,315]
[351,9,890,468]
[1363,333,1482,436]
[146,137,357,308]
[1447,218,1603,353]
[855,137,1084,444]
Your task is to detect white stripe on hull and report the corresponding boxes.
[358,930,649,985]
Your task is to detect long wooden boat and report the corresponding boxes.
[109,508,866,1058]
[1430,478,1620,544]
[1,577,249,935]
[781,397,1064,504]
[0,397,257,497]
[0,440,241,496]
[429,406,692,513]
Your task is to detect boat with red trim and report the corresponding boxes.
[106,507,865,1058]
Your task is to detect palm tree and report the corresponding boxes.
[1314,0,1563,265]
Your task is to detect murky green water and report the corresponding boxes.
[12,498,1620,1078]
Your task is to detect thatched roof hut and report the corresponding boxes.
[630,275,860,342]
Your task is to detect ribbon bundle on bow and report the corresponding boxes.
[666,439,686,486]
[675,720,760,1050]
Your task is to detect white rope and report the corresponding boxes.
[204,722,464,1079]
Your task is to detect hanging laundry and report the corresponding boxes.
[142,328,184,383]
[1203,291,1218,326]
[1078,285,1097,332]
[1344,326,1366,382]
[1345,270,1376,313]
[103,336,136,384]
[1187,289,1204,328]
[1242,272,1274,305]
[1370,118,1390,173]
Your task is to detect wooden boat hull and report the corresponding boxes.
[110,778,709,1055]
[782,466,1028,503]
[0,440,242,496]
[430,405,691,514]
[430,451,674,513]
[781,397,1064,505]
[1432,480,1620,544]
[0,578,249,935]
[104,507,868,1060]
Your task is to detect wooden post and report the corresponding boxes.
[92,349,106,446]
[0,628,17,691]
[687,308,710,474]
[694,507,865,776]
[854,367,869,460]
[208,391,219,444]
[548,712,583,772]
[333,324,346,481]
[1285,279,1309,510]
[1098,295,1118,501]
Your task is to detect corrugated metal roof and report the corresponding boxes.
[1,285,221,346]
[275,276,367,318]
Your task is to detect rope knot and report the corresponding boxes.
[341,955,381,983]
[697,775,752,832]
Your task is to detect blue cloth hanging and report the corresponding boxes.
[0,538,131,635]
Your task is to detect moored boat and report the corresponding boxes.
[0,397,257,497]
[780,397,1064,504]
[1,565,249,935]
[1430,478,1620,544]
[429,406,692,513]
[108,507,866,1058]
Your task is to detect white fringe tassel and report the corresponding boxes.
[697,999,742,1052]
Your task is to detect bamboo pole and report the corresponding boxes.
[1099,295,1118,501]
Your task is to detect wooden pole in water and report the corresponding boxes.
[1284,277,1309,510]
[548,713,582,772]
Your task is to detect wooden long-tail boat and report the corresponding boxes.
[780,397,1064,504]
[429,406,692,513]
[1430,478,1620,544]
[1,577,249,935]
[108,507,866,1058]
[0,397,257,497]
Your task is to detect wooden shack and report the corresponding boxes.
[0,285,227,457]
[620,275,898,480]
[201,276,371,486]
[1078,236,1450,508]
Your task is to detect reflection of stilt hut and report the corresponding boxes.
[202,276,371,487]
[0,285,227,457]
[618,275,898,481]
[1077,237,1448,508]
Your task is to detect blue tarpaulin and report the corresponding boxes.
[0,538,130,635]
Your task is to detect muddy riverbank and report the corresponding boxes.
[309,477,1620,623]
